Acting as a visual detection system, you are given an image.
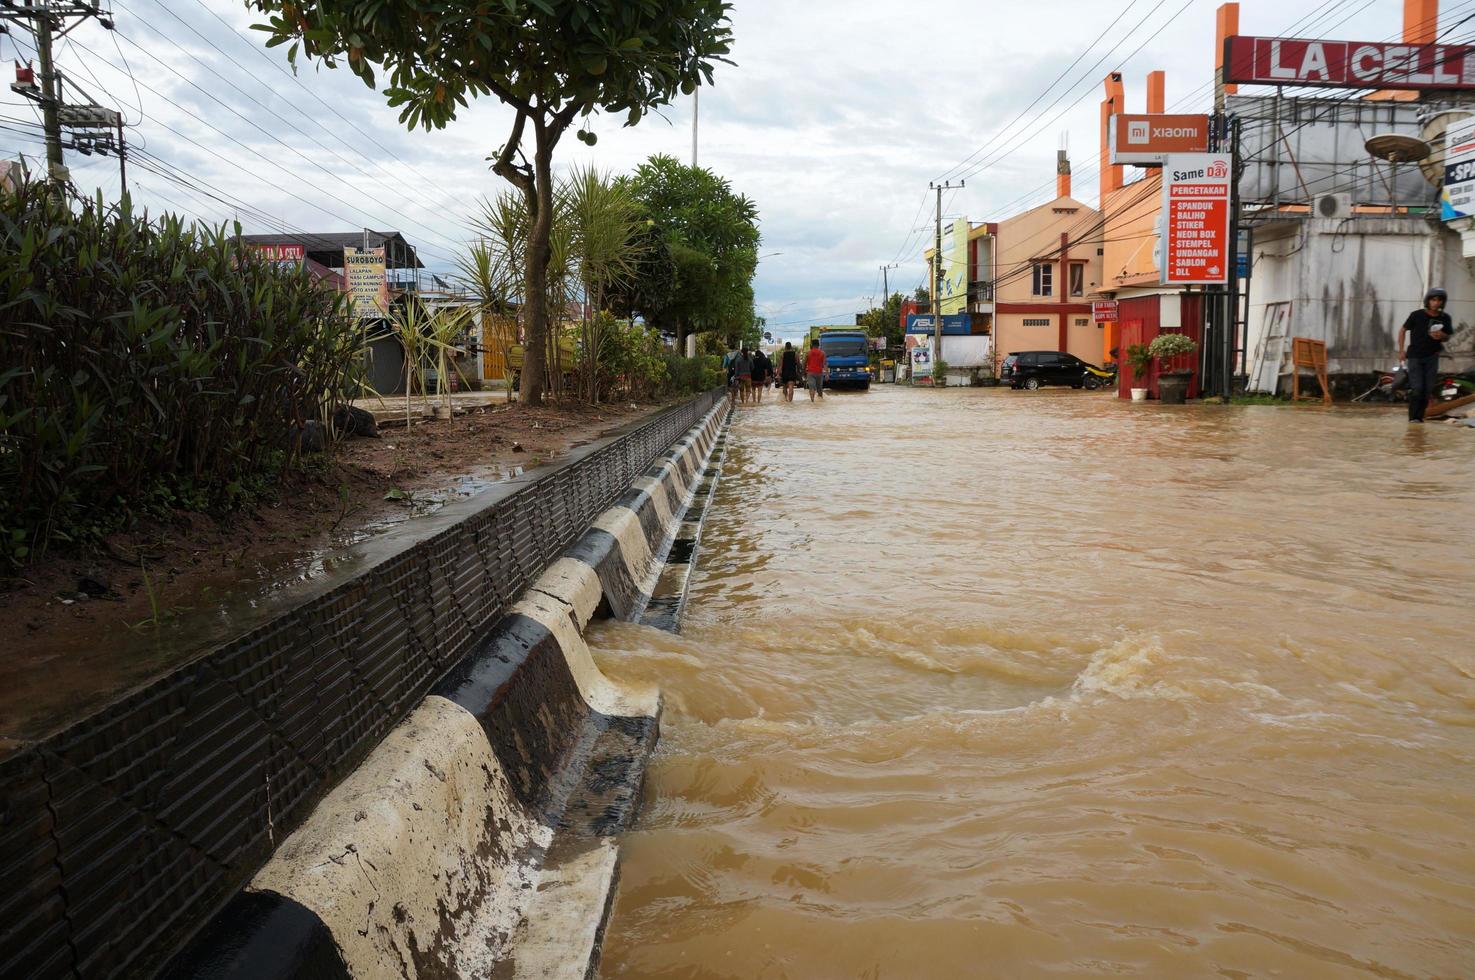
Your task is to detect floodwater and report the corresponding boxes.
[591,386,1475,979]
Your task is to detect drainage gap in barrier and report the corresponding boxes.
[636,426,729,632]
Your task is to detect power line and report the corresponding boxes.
[92,26,469,254]
[63,33,466,265]
[184,0,482,210]
[115,0,478,234]
[934,0,1160,184]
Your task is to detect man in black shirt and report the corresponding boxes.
[1398,287,1455,422]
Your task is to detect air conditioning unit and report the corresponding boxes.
[1315,193,1352,220]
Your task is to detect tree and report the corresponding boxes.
[859,292,906,350]
[623,154,759,349]
[247,0,735,404]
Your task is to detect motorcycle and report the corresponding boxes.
[1082,363,1118,391]
[1353,366,1408,403]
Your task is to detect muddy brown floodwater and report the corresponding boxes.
[590,385,1475,979]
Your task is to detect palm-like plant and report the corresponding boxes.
[466,169,646,403]
[456,241,517,398]
[566,165,646,402]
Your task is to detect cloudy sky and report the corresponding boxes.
[0,0,1444,342]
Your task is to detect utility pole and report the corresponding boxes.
[2,3,122,190]
[880,262,898,305]
[33,9,63,180]
[692,88,699,168]
[928,179,963,384]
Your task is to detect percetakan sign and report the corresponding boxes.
[1443,117,1475,221]
[1223,35,1475,90]
[1160,154,1232,285]
[1109,114,1210,165]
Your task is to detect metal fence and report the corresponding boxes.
[0,389,724,980]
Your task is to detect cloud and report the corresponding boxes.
[3,0,1410,326]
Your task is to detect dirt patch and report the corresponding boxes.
[0,399,661,743]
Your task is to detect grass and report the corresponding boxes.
[1228,394,1315,406]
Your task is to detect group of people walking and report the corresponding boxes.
[723,339,830,406]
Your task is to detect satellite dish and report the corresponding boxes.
[1364,133,1431,163]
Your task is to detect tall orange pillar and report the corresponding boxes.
[1099,72,1124,208]
[1146,71,1165,114]
[1215,2,1240,108]
[1405,0,1438,43]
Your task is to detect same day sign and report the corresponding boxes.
[1160,154,1233,285]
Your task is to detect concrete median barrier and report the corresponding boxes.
[162,401,726,979]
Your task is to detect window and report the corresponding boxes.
[1069,263,1085,297]
[1022,318,1051,327]
[1075,317,1089,326]
[1031,263,1053,297]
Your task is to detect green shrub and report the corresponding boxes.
[0,184,356,565]
[662,351,724,395]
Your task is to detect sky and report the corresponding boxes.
[0,0,1447,344]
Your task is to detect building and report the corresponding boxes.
[1096,0,1475,399]
[918,152,1104,380]
[990,151,1105,371]
[238,230,477,396]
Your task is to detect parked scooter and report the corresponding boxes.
[1353,365,1408,403]
[1082,362,1118,391]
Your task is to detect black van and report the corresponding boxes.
[999,350,1092,390]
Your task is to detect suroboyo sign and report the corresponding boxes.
[1109,114,1210,165]
[1223,36,1475,90]
[1160,154,1232,285]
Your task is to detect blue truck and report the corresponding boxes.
[816,328,871,390]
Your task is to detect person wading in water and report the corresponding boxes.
[1398,287,1455,423]
[804,338,827,403]
[779,341,799,402]
[751,346,772,404]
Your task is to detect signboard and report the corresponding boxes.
[909,337,933,381]
[1160,154,1232,285]
[1109,114,1210,165]
[1444,116,1475,220]
[1223,36,1475,90]
[905,313,971,335]
[249,243,306,262]
[343,246,389,319]
[1091,301,1118,323]
[939,217,971,315]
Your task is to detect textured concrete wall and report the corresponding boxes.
[165,402,727,980]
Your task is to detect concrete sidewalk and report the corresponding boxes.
[352,388,510,423]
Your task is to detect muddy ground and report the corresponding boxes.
[0,399,660,742]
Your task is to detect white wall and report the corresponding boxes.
[1244,218,1475,389]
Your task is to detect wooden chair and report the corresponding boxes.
[1290,338,1332,405]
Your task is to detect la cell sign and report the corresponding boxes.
[1224,35,1475,90]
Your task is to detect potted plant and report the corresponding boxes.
[1125,343,1153,401]
[1148,332,1198,404]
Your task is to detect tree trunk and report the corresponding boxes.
[519,137,556,405]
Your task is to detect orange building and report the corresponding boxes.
[922,151,1107,375]
[990,150,1106,371]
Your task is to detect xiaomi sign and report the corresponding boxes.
[1223,36,1475,90]
[1109,114,1211,166]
